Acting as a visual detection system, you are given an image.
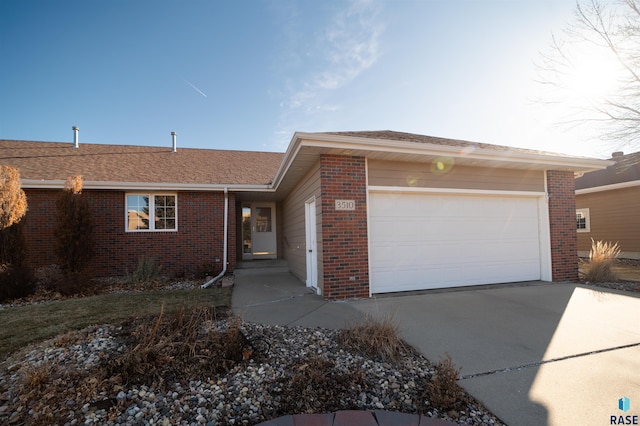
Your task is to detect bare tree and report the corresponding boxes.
[537,0,640,151]
[55,175,94,274]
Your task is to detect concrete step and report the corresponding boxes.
[236,259,290,275]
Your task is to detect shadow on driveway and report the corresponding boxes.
[233,270,640,426]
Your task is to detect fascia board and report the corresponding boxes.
[270,138,304,189]
[576,180,640,195]
[21,179,273,192]
[292,132,613,172]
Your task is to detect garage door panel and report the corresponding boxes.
[372,250,540,273]
[372,262,541,293]
[369,193,541,293]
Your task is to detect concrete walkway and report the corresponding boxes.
[232,265,640,426]
[232,266,364,328]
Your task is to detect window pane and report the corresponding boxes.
[242,207,252,253]
[154,195,176,230]
[127,195,149,230]
[255,207,272,232]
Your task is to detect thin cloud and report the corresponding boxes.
[272,0,384,149]
[184,80,208,98]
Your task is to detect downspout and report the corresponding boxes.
[201,187,229,288]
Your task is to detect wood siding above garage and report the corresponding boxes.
[576,185,640,258]
[282,161,323,288]
[368,160,545,192]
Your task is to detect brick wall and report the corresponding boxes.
[547,170,578,281]
[319,155,369,299]
[22,189,236,278]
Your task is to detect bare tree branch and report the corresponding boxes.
[536,0,640,151]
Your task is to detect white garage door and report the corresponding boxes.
[369,192,542,293]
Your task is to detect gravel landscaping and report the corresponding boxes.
[0,299,505,426]
[579,258,640,293]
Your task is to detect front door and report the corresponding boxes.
[242,202,277,260]
[305,197,319,293]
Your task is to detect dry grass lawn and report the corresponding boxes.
[0,287,231,361]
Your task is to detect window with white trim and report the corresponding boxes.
[126,193,177,231]
[576,208,590,233]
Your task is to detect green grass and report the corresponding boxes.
[0,287,231,361]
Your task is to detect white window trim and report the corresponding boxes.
[576,208,590,233]
[125,193,178,232]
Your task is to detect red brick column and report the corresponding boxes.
[320,155,369,299]
[547,170,578,281]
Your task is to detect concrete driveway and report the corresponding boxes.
[232,267,640,426]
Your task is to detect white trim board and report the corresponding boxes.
[368,185,546,198]
[576,180,640,195]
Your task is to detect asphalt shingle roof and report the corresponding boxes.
[2,131,599,187]
[323,130,574,156]
[575,151,640,189]
[0,140,284,185]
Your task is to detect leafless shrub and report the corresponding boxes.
[585,239,621,282]
[424,354,465,412]
[340,312,410,362]
[105,306,236,386]
[20,362,52,390]
[34,264,63,290]
[277,357,366,415]
[0,263,36,303]
[51,330,85,348]
[13,361,108,425]
[0,219,27,267]
[129,256,163,286]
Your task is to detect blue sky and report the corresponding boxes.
[0,0,618,158]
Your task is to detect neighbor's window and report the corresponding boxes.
[576,208,590,233]
[126,193,177,231]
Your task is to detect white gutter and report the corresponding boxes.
[202,187,229,289]
[272,132,613,180]
[576,180,640,195]
[21,179,273,192]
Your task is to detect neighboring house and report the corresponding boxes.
[575,151,640,259]
[1,131,609,299]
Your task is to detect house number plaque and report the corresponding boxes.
[335,200,356,211]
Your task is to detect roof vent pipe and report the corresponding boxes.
[72,126,79,148]
[171,131,177,152]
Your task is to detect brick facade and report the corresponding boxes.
[547,170,578,281]
[22,189,236,278]
[319,155,369,299]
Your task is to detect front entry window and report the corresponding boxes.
[242,202,277,260]
[255,207,272,232]
[242,207,252,254]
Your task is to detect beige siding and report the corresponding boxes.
[282,161,323,289]
[576,186,640,257]
[368,160,545,192]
